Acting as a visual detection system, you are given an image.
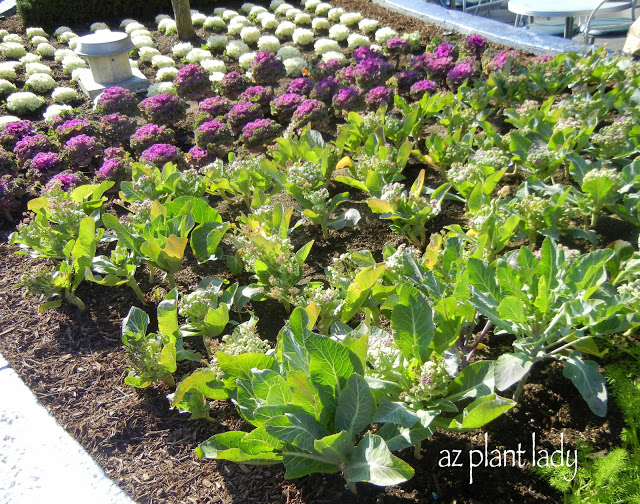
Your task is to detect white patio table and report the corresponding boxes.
[507,0,631,38]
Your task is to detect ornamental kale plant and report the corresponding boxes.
[228,102,264,133]
[218,70,248,98]
[291,99,329,131]
[0,120,35,150]
[271,93,306,122]
[29,152,61,174]
[14,134,54,167]
[100,113,137,146]
[130,123,175,153]
[174,63,211,100]
[241,118,281,147]
[250,51,285,85]
[94,86,138,115]
[194,120,233,153]
[64,134,101,168]
[55,118,95,143]
[138,93,187,124]
[199,96,231,117]
[239,85,274,110]
[140,143,181,167]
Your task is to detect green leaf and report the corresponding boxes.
[497,296,526,324]
[391,284,434,363]
[562,353,607,417]
[376,423,433,451]
[335,374,375,439]
[287,370,323,419]
[494,353,534,391]
[171,369,228,410]
[217,352,278,384]
[196,430,282,464]
[373,399,420,428]
[190,222,231,262]
[344,434,415,486]
[157,289,178,337]
[282,449,341,479]
[447,361,496,402]
[265,413,329,452]
[455,394,516,429]
[313,431,352,465]
[122,306,149,336]
[341,264,386,323]
[468,258,500,301]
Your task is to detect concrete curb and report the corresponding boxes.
[376,0,589,55]
[0,352,136,504]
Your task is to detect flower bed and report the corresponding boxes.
[1,1,640,503]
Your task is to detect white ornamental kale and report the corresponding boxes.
[54,26,72,37]
[277,45,301,60]
[312,17,330,31]
[35,43,55,58]
[339,12,363,26]
[359,18,379,33]
[275,21,296,40]
[200,59,226,74]
[192,12,207,26]
[26,27,48,39]
[158,18,176,33]
[43,104,72,123]
[292,28,314,45]
[239,52,257,70]
[61,55,87,74]
[132,35,154,49]
[20,53,41,64]
[228,17,250,35]
[261,14,279,30]
[314,38,340,55]
[6,91,45,113]
[0,62,17,80]
[257,35,281,52]
[90,22,110,32]
[207,35,228,51]
[0,79,16,95]
[147,81,177,97]
[30,36,49,46]
[186,48,213,64]
[51,87,79,104]
[327,7,344,21]
[151,54,174,68]
[25,62,53,77]
[156,67,178,81]
[172,42,193,58]
[0,42,27,59]
[375,26,398,44]
[125,22,146,34]
[240,26,261,44]
[284,57,307,77]
[24,73,56,94]
[321,51,346,64]
[294,12,312,25]
[58,31,77,43]
[347,34,371,49]
[328,24,349,41]
[203,16,227,32]
[226,40,250,59]
[315,2,332,15]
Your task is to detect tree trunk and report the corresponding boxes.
[171,0,195,40]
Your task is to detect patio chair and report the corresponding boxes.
[580,0,637,44]
[513,14,579,37]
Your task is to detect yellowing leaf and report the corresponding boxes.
[164,235,188,259]
[336,156,353,170]
[422,234,442,270]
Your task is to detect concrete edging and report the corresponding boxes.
[376,0,589,55]
[0,352,135,504]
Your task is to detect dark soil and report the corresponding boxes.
[0,2,633,504]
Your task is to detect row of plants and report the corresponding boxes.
[2,0,640,494]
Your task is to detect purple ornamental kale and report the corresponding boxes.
[336,65,357,86]
[434,43,458,59]
[0,120,35,149]
[332,87,362,112]
[465,35,486,53]
[239,86,275,110]
[29,151,61,173]
[104,146,127,160]
[352,46,379,63]
[14,134,53,167]
[199,96,231,117]
[310,76,339,104]
[315,59,344,79]
[46,171,81,192]
[96,157,124,180]
[424,56,455,79]
[410,79,438,99]
[55,118,95,143]
[390,70,419,94]
[365,86,393,109]
[100,113,136,146]
[227,102,264,133]
[140,143,180,167]
[354,58,394,90]
[241,118,281,147]
[271,93,306,121]
[64,134,101,168]
[187,146,212,168]
[138,93,187,124]
[174,64,211,100]
[194,120,233,150]
[447,60,474,86]
[490,50,519,71]
[286,77,315,96]
[250,51,285,86]
[291,99,328,130]
[130,123,175,153]
[94,86,138,115]
[385,37,411,56]
[219,71,248,99]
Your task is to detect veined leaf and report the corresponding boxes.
[344,434,415,486]
[265,412,329,452]
[313,431,352,465]
[562,353,607,417]
[281,448,341,479]
[376,423,433,451]
[335,374,375,439]
[391,284,434,364]
[196,430,282,464]
[122,306,149,336]
[494,353,534,391]
[452,394,516,429]
[171,368,228,409]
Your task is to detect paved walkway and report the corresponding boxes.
[0,353,135,504]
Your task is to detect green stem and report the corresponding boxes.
[149,266,155,284]
[127,277,147,303]
[591,211,598,229]
[548,335,593,356]
[513,370,531,401]
[413,441,423,460]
